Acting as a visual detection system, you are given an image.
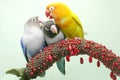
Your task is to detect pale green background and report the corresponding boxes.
[0,0,120,80]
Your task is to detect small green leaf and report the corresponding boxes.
[6,68,25,77]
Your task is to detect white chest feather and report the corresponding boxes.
[22,27,45,50]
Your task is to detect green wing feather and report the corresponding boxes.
[72,13,84,38]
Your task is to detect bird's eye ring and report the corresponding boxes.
[49,7,55,11]
[31,18,37,22]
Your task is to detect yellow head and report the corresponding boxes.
[45,2,71,21]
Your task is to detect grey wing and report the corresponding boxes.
[20,38,29,62]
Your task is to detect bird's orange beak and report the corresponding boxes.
[45,10,53,19]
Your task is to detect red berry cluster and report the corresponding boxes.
[24,38,120,80]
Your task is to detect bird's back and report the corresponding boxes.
[56,14,84,39]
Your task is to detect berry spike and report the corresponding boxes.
[23,38,120,79]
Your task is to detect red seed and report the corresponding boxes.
[48,55,53,61]
[70,51,74,55]
[89,50,92,54]
[112,75,117,80]
[30,71,34,76]
[66,55,70,62]
[78,40,81,44]
[72,45,76,49]
[102,49,106,53]
[73,49,77,55]
[68,45,72,50]
[112,62,118,67]
[89,56,92,63]
[33,68,36,72]
[110,71,114,78]
[109,50,112,53]
[85,45,90,48]
[95,44,99,48]
[97,61,100,67]
[80,57,84,64]
[94,52,98,55]
[105,57,109,61]
[101,55,105,59]
[42,62,46,66]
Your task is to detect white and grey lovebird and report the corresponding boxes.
[20,16,46,76]
[42,20,66,75]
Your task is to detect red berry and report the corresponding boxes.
[30,71,34,76]
[110,71,114,78]
[95,44,99,48]
[112,75,117,80]
[66,55,70,62]
[68,45,72,51]
[102,49,106,53]
[97,61,100,67]
[80,57,84,64]
[89,56,92,63]
[33,68,36,72]
[70,51,74,56]
[48,55,53,61]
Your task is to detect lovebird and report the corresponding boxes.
[20,16,46,77]
[45,2,84,39]
[42,20,66,75]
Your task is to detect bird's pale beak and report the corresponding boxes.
[45,10,53,19]
[50,25,57,34]
[38,17,42,23]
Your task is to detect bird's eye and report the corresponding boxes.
[49,6,55,12]
[45,27,49,31]
[31,18,37,22]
